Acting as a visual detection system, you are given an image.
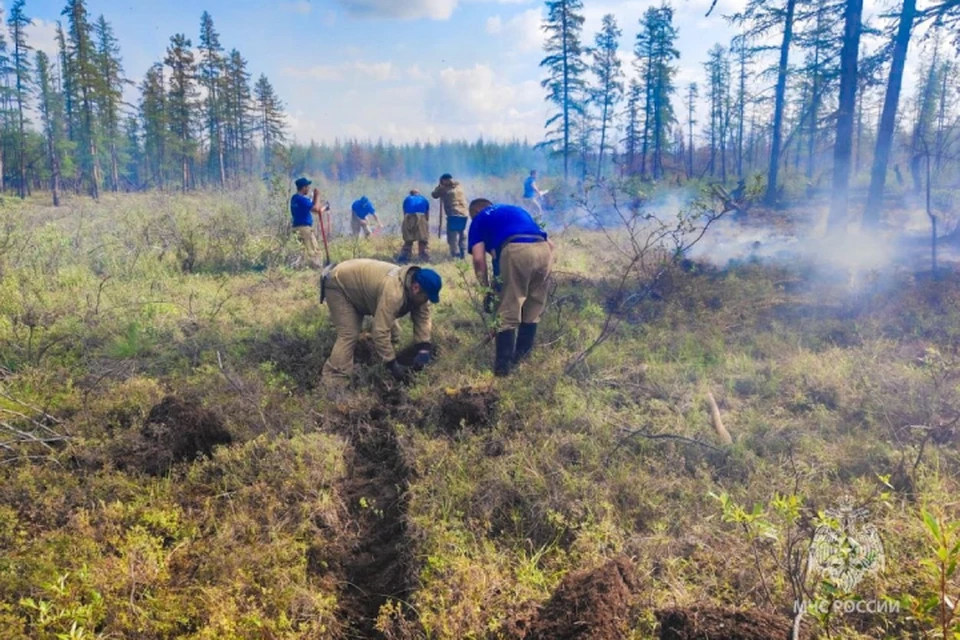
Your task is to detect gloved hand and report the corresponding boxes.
[483,292,496,314]
[412,344,432,370]
[386,360,411,381]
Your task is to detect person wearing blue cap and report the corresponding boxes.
[291,177,329,268]
[350,196,382,239]
[320,258,441,383]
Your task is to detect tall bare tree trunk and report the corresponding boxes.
[863,0,916,227]
[827,0,864,230]
[765,0,797,206]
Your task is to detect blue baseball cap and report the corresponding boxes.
[295,177,312,190]
[414,268,442,304]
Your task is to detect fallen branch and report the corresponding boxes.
[706,391,734,445]
[607,424,722,464]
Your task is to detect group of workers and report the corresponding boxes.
[290,172,553,388]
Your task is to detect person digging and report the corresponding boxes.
[350,196,382,239]
[320,258,440,387]
[396,189,430,264]
[468,198,554,377]
[431,173,470,259]
[290,177,330,269]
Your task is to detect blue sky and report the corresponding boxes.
[16,0,916,145]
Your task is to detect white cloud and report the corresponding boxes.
[25,18,58,60]
[332,0,458,20]
[486,8,544,54]
[283,60,395,81]
[333,0,535,20]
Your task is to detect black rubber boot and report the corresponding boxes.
[494,330,516,377]
[514,323,537,363]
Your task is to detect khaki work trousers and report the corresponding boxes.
[497,241,552,331]
[294,226,322,268]
[399,214,430,261]
[321,282,401,383]
[351,215,372,239]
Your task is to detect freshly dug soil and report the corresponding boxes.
[116,395,232,476]
[507,556,637,639]
[439,385,498,433]
[657,606,800,640]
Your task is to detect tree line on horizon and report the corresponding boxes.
[539,0,960,225]
[0,1,288,203]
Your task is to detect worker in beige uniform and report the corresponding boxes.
[431,173,470,259]
[320,259,441,383]
[468,199,553,377]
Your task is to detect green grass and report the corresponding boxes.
[0,184,958,638]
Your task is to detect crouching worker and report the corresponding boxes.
[396,189,430,263]
[350,196,381,239]
[468,199,554,377]
[321,258,440,385]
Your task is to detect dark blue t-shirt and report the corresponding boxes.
[352,197,375,219]
[291,194,314,227]
[523,176,537,198]
[403,194,430,214]
[468,204,547,256]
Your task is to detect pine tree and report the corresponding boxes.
[540,0,587,180]
[94,15,126,193]
[35,51,66,205]
[635,4,680,180]
[8,0,31,198]
[827,0,864,228]
[734,0,799,204]
[164,34,198,191]
[199,12,226,187]
[0,20,12,194]
[140,63,168,189]
[253,74,287,173]
[589,14,624,182]
[686,82,698,177]
[705,45,730,178]
[623,79,642,176]
[63,0,103,199]
[223,49,252,180]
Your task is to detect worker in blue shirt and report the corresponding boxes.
[290,176,329,269]
[351,196,382,239]
[522,170,544,218]
[396,189,431,263]
[467,198,554,377]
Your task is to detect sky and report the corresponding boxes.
[14,0,926,146]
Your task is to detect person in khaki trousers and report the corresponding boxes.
[290,177,329,269]
[320,259,441,384]
[467,198,553,377]
[431,173,470,259]
[396,189,431,263]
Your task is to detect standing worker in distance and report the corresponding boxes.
[431,173,469,259]
[522,170,545,218]
[468,199,554,377]
[396,189,431,264]
[320,259,440,384]
[290,177,329,269]
[350,196,381,239]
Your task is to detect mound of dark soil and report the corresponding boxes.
[125,395,232,476]
[508,557,637,639]
[440,385,498,432]
[657,606,800,640]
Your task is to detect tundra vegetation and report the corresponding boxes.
[0,0,959,638]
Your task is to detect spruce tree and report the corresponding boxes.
[8,0,31,198]
[540,0,587,180]
[589,14,623,182]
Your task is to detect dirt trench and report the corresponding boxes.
[333,396,420,639]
